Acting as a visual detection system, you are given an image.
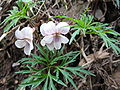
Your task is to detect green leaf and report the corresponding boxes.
[63,66,95,77]
[35,44,48,60]
[50,74,67,87]
[27,65,38,71]
[63,52,80,66]
[53,78,67,87]
[115,0,120,7]
[75,71,85,78]
[51,16,76,22]
[32,78,45,88]
[55,70,59,79]
[17,58,35,63]
[0,15,16,25]
[67,76,78,90]
[49,77,57,90]
[16,0,24,10]
[63,66,87,71]
[78,69,95,76]
[43,77,48,90]
[17,86,26,90]
[108,40,120,54]
[20,15,29,19]
[17,77,33,90]
[51,51,78,64]
[16,70,37,74]
[9,6,19,14]
[60,69,78,90]
[69,29,80,44]
[31,53,46,60]
[76,20,85,27]
[4,18,19,32]
[22,0,33,3]
[21,78,45,87]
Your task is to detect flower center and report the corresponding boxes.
[18,38,31,42]
[52,32,60,36]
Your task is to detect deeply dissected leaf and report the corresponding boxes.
[52,14,120,54]
[17,45,94,90]
[59,69,78,89]
[50,74,67,87]
[35,44,49,60]
[4,18,19,32]
[16,70,37,74]
[49,77,57,90]
[43,77,49,90]
[115,0,120,7]
[21,78,45,87]
[69,29,80,44]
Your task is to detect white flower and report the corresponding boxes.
[40,21,70,50]
[15,27,35,55]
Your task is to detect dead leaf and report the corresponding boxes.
[79,50,110,66]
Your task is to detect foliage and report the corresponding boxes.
[52,14,120,54]
[0,0,34,32]
[115,0,120,8]
[16,45,95,90]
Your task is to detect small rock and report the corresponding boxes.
[14,80,19,84]
[12,62,20,67]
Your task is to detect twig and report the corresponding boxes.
[112,59,120,63]
[81,37,89,62]
[43,3,55,21]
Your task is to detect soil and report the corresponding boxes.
[0,0,120,90]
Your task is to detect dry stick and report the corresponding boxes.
[112,59,120,63]
[52,0,60,8]
[82,43,109,67]
[35,1,45,16]
[100,1,107,20]
[43,4,56,21]
[80,36,89,62]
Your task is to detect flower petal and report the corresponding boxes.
[46,42,54,50]
[59,35,69,44]
[41,39,46,46]
[24,43,31,55]
[21,27,34,40]
[15,28,24,39]
[15,40,26,48]
[53,36,61,50]
[56,22,70,34]
[26,40,34,50]
[40,21,56,36]
[40,35,53,46]
[40,23,47,36]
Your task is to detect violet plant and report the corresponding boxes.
[0,0,96,90]
[16,45,95,90]
[16,21,95,90]
[52,14,120,54]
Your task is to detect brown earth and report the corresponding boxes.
[0,0,120,90]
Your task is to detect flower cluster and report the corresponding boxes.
[15,21,70,55]
[40,21,70,50]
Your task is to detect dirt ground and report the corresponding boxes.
[0,0,120,90]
